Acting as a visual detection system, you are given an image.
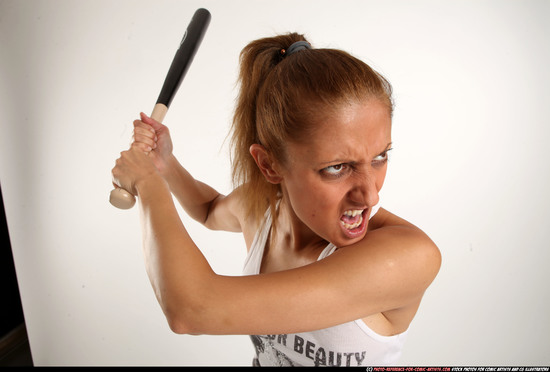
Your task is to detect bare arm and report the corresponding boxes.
[162,154,241,232]
[179,223,440,336]
[113,143,440,337]
[131,165,439,335]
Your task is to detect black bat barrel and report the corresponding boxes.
[156,8,211,108]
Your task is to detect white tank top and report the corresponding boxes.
[242,203,408,366]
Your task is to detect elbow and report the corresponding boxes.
[167,319,186,334]
[167,317,199,335]
[163,299,209,335]
[159,273,220,335]
[166,312,203,335]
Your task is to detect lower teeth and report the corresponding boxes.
[341,215,363,230]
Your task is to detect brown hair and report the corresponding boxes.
[230,32,393,226]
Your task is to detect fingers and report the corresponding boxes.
[140,112,170,139]
[111,154,126,190]
[132,119,157,152]
[140,112,164,132]
[129,112,173,163]
[112,148,156,195]
[132,112,173,159]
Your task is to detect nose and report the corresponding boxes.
[347,172,380,208]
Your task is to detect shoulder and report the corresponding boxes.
[368,207,439,257]
[337,208,441,298]
[374,207,440,280]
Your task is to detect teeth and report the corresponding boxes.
[341,209,365,230]
[344,209,364,217]
[340,214,364,230]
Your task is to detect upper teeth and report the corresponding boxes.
[344,209,364,217]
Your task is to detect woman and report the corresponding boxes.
[112,32,441,366]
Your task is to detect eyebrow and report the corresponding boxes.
[317,142,393,166]
[381,142,393,152]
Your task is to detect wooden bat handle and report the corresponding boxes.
[109,104,167,209]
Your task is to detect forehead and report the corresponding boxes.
[288,100,392,162]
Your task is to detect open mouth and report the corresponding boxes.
[340,209,366,231]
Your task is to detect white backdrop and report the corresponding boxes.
[1,0,549,366]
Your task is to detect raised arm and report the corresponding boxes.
[161,155,242,232]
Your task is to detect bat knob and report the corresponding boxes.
[109,188,136,209]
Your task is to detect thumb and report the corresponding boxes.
[140,112,165,132]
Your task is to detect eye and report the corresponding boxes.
[372,148,393,167]
[321,163,348,177]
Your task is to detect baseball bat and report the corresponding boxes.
[110,8,211,209]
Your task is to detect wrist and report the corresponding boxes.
[135,172,168,197]
[160,154,180,185]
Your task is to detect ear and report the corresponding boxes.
[249,144,284,184]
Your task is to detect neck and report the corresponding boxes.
[273,195,327,253]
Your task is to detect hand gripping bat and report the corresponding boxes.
[110,8,211,209]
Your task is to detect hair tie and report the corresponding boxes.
[281,41,311,57]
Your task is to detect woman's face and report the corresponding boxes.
[279,99,392,247]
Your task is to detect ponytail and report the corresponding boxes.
[230,33,308,225]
